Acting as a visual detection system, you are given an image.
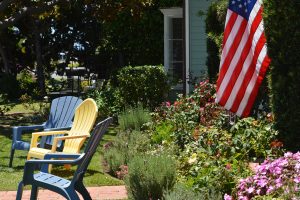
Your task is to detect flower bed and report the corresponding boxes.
[226,152,300,199]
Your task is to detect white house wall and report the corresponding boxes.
[187,0,213,92]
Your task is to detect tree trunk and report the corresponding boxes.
[33,23,46,97]
[0,39,10,74]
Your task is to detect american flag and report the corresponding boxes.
[215,0,270,117]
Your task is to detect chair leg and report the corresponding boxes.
[30,185,39,200]
[16,181,24,200]
[75,181,92,200]
[66,189,80,200]
[9,148,15,167]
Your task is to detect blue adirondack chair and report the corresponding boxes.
[9,96,83,167]
[16,117,113,200]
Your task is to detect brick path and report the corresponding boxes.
[0,186,127,200]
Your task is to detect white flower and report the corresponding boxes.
[188,153,197,164]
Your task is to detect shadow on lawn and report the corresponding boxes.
[52,168,102,178]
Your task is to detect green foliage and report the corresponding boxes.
[97,0,182,71]
[152,81,224,148]
[46,78,67,93]
[85,80,122,119]
[104,130,151,176]
[126,154,176,200]
[0,93,12,115]
[116,65,169,109]
[118,105,151,131]
[263,0,300,151]
[205,0,227,82]
[178,137,251,195]
[151,122,173,144]
[104,147,127,174]
[17,70,40,99]
[86,66,168,118]
[163,183,222,200]
[229,117,280,159]
[175,116,282,195]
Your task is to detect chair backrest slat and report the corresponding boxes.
[43,96,83,147]
[62,98,98,153]
[72,117,113,184]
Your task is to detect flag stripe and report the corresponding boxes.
[218,13,243,83]
[216,17,247,94]
[231,30,265,113]
[222,11,238,49]
[236,45,268,116]
[238,53,270,116]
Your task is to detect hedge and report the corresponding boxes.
[263,0,300,151]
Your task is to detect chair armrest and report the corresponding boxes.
[30,130,69,149]
[23,153,85,177]
[12,124,46,141]
[27,154,84,165]
[44,126,72,132]
[41,153,83,172]
[51,135,89,152]
[44,153,82,160]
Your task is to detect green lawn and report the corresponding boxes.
[0,104,123,191]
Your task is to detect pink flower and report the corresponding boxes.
[247,187,255,194]
[257,179,268,187]
[226,163,232,170]
[224,194,232,200]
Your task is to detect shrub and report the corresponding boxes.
[118,104,151,131]
[103,130,151,176]
[229,117,281,160]
[126,154,176,200]
[263,0,300,151]
[164,183,223,200]
[0,93,12,115]
[151,122,173,144]
[85,80,122,119]
[227,152,300,200]
[116,65,169,109]
[104,147,126,174]
[178,139,252,195]
[17,70,40,99]
[205,0,227,82]
[152,81,224,148]
[176,116,281,195]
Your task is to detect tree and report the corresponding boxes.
[0,0,66,74]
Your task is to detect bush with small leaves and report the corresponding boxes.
[126,154,176,200]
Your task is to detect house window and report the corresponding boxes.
[168,18,183,83]
[161,8,184,91]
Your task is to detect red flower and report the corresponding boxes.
[165,101,171,107]
[270,140,283,148]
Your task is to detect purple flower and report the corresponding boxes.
[266,185,274,194]
[247,187,255,194]
[294,176,300,183]
[233,152,300,199]
[257,179,268,187]
[284,152,293,158]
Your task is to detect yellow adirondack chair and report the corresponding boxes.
[27,98,98,161]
